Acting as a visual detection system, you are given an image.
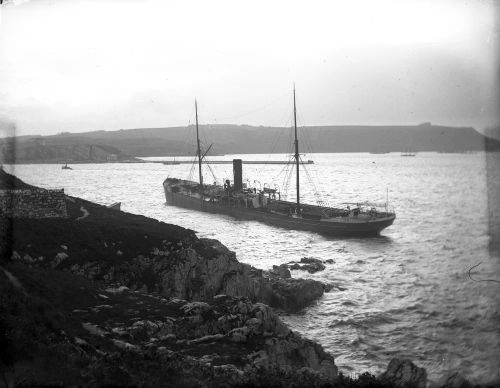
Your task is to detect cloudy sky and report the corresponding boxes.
[0,0,498,137]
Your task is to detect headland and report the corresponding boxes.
[0,169,480,387]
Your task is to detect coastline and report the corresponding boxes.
[0,169,489,387]
[3,150,498,165]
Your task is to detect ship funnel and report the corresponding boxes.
[233,159,243,191]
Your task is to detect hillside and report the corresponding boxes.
[0,138,140,163]
[2,124,500,162]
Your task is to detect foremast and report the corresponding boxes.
[195,99,203,188]
[293,86,300,214]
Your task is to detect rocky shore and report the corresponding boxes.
[0,170,479,387]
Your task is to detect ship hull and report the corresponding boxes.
[164,185,395,236]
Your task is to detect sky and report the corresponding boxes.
[0,0,498,137]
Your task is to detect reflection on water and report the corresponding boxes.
[6,152,500,385]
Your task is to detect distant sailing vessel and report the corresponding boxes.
[163,89,396,236]
[61,163,73,170]
[401,149,416,157]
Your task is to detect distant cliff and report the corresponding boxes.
[2,124,500,161]
[0,138,139,163]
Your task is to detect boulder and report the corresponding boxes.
[288,257,326,273]
[323,283,346,292]
[380,358,427,388]
[269,277,324,312]
[270,264,291,279]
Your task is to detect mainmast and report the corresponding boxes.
[195,99,203,187]
[293,86,300,214]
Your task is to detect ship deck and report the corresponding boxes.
[163,179,395,236]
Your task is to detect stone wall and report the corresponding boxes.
[0,189,67,218]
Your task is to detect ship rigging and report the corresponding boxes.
[163,89,396,236]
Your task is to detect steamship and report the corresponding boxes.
[163,90,396,236]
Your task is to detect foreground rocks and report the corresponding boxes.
[0,265,338,387]
[5,183,327,314]
[0,171,336,386]
[3,171,478,387]
[288,257,328,273]
[2,262,440,388]
[380,359,427,388]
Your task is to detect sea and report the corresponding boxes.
[5,152,500,385]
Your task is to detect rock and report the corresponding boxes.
[288,257,326,273]
[319,359,337,380]
[323,283,346,292]
[269,278,324,312]
[82,322,107,337]
[323,283,335,292]
[251,303,290,337]
[249,349,270,369]
[112,339,138,351]
[300,257,322,264]
[23,254,34,263]
[380,358,427,388]
[105,286,129,294]
[74,337,88,346]
[181,301,211,315]
[1,260,338,387]
[300,257,326,273]
[229,326,249,342]
[188,334,224,344]
[52,252,69,268]
[438,372,473,388]
[271,264,291,279]
[6,176,326,313]
[1,171,342,386]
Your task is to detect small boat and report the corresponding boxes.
[163,89,396,236]
[401,148,416,157]
[62,163,73,170]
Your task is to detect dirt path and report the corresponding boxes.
[75,206,90,221]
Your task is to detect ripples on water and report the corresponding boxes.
[6,152,500,385]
